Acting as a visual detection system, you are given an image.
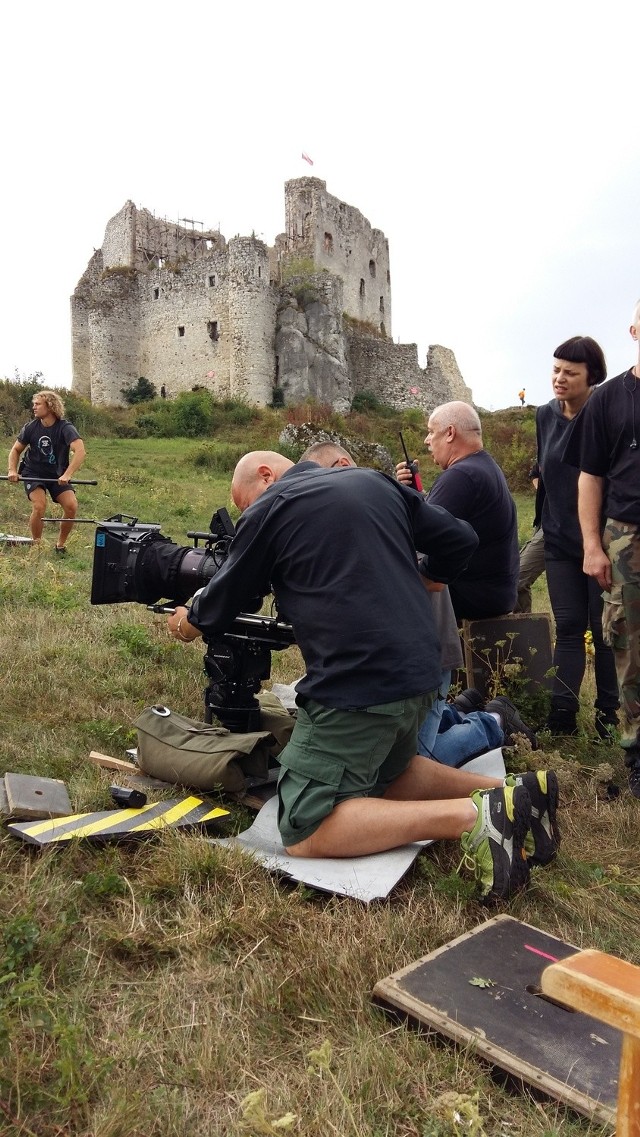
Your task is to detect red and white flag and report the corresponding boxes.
[301,152,314,166]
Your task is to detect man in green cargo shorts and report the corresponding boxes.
[169,451,561,902]
[568,300,640,796]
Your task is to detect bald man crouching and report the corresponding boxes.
[167,450,559,903]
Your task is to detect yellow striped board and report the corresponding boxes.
[7,796,230,846]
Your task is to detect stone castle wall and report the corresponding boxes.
[347,334,473,413]
[102,201,224,272]
[71,180,471,412]
[281,178,391,335]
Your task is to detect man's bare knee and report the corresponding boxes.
[284,836,315,857]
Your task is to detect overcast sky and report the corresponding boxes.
[1,0,638,412]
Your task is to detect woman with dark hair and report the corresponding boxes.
[536,337,619,737]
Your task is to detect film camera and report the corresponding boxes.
[91,510,295,731]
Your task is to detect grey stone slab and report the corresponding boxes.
[4,773,72,820]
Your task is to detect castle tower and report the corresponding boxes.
[283,178,392,337]
[87,270,141,404]
[227,237,277,404]
[71,251,103,399]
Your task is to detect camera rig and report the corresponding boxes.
[91,510,295,732]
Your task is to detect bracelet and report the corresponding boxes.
[176,616,192,643]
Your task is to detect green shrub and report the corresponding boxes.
[351,390,382,413]
[280,256,317,282]
[190,442,247,471]
[480,409,537,492]
[219,399,256,426]
[121,377,157,405]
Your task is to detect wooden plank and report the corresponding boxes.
[543,951,640,1137]
[619,1035,640,1137]
[116,771,177,793]
[542,951,640,1038]
[88,751,139,773]
[4,773,72,820]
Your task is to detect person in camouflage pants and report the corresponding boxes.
[602,521,640,752]
[568,299,640,797]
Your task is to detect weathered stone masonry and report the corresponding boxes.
[71,180,472,412]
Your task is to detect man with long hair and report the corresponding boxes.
[7,390,86,554]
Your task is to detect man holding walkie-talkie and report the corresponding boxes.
[396,401,518,621]
[396,402,532,767]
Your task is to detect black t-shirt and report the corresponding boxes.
[189,463,478,708]
[426,450,519,619]
[17,418,80,479]
[536,398,584,560]
[563,370,640,524]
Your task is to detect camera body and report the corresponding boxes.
[91,509,236,608]
[91,511,295,731]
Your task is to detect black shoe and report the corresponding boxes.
[54,545,67,556]
[594,710,618,743]
[628,764,640,799]
[453,687,485,713]
[506,771,560,865]
[485,695,538,750]
[545,708,578,736]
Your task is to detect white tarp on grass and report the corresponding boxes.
[211,794,428,902]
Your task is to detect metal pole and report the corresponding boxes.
[0,476,98,486]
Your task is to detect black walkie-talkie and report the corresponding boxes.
[399,432,423,491]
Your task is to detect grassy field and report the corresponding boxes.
[0,437,637,1137]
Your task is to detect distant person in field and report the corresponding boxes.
[519,389,526,406]
[6,390,86,554]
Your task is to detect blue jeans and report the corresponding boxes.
[416,670,504,767]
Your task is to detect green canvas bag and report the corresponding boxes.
[134,694,294,793]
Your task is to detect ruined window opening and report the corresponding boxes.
[258,265,262,278]
[379,296,384,313]
[387,269,391,284]
[359,279,365,298]
[208,274,216,287]
[275,355,280,384]
[153,288,159,300]
[339,202,346,212]
[369,259,376,278]
[205,239,214,250]
[178,326,185,337]
[207,321,219,342]
[324,232,334,253]
[158,257,165,269]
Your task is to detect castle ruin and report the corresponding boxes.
[71,178,472,412]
